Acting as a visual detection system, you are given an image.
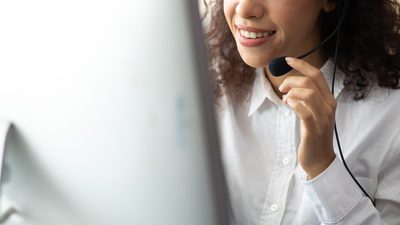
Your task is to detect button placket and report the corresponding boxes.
[259,108,296,225]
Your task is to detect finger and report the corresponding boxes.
[285,57,333,103]
[284,88,334,126]
[279,75,319,94]
[285,97,317,131]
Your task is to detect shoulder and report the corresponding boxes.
[336,85,400,155]
[338,83,400,118]
[385,88,400,152]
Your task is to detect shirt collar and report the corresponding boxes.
[247,59,345,117]
[321,59,345,99]
[247,68,283,117]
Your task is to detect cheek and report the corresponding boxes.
[223,0,235,29]
[273,1,321,41]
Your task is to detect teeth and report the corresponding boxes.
[239,29,274,39]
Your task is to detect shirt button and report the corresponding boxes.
[270,204,278,212]
[282,157,290,165]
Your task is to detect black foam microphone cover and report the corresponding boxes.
[268,56,292,77]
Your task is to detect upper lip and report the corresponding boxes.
[235,24,275,33]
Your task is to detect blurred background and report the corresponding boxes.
[0,0,226,225]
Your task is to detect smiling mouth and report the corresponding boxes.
[238,29,276,39]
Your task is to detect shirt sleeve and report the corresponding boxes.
[301,155,400,225]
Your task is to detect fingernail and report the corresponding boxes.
[285,57,295,63]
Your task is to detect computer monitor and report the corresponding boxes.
[0,0,229,224]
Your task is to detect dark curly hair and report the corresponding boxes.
[203,0,400,106]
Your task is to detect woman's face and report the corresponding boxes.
[224,0,333,68]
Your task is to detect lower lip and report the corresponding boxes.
[237,30,275,47]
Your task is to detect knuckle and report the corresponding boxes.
[303,111,314,122]
[308,89,316,97]
[311,71,322,78]
[298,60,306,66]
[315,128,325,137]
[293,101,304,112]
[303,89,315,104]
[301,78,313,87]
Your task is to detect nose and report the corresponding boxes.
[235,0,264,19]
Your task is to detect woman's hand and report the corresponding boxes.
[279,57,336,179]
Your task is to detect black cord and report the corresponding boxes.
[331,26,376,206]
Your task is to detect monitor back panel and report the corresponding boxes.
[0,0,228,224]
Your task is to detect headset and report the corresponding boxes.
[268,0,376,206]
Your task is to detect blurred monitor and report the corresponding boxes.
[0,0,229,224]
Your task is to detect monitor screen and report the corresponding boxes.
[0,0,229,224]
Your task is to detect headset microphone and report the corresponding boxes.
[268,0,348,77]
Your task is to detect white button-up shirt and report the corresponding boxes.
[217,60,400,225]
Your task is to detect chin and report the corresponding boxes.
[238,49,276,69]
[241,54,271,68]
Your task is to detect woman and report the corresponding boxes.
[204,0,400,224]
